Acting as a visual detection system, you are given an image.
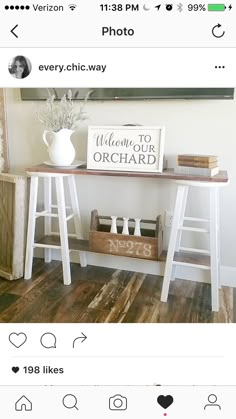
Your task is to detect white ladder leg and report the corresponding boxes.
[210,187,220,311]
[171,185,189,281]
[215,187,221,289]
[161,185,187,302]
[55,176,71,285]
[68,175,87,267]
[44,176,52,263]
[24,176,38,279]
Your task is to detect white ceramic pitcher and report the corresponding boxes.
[43,128,76,166]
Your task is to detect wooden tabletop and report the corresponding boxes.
[26,164,229,183]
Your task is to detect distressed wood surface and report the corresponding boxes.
[26,165,229,183]
[0,174,28,280]
[90,231,159,260]
[160,250,210,267]
[0,89,9,172]
[0,259,233,323]
[89,210,162,261]
[36,236,211,269]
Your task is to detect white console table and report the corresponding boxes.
[24,165,229,312]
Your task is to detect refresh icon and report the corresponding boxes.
[212,23,225,38]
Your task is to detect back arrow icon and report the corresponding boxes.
[212,24,225,38]
[11,25,18,38]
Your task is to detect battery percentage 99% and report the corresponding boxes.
[188,4,206,11]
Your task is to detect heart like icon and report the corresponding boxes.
[12,367,20,373]
[157,395,174,409]
[9,332,27,348]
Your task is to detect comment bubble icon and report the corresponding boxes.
[40,332,57,349]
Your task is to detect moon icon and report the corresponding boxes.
[143,4,150,11]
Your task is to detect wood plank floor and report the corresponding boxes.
[0,259,233,323]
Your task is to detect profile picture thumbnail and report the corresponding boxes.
[8,55,32,79]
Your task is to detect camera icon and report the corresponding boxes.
[109,394,127,411]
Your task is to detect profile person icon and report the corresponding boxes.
[204,394,221,410]
[9,55,32,79]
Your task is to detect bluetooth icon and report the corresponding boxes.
[177,3,183,12]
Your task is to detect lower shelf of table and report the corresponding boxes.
[36,235,211,267]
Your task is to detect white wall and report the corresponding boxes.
[5,88,236,280]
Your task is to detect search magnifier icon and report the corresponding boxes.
[62,394,78,410]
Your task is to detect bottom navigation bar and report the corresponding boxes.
[1,385,235,418]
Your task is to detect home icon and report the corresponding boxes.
[15,395,32,411]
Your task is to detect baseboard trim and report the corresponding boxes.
[177,265,236,287]
[71,251,165,276]
[37,249,236,288]
[219,266,236,287]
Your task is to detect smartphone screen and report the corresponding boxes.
[0,1,236,417]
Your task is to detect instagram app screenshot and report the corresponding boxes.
[0,0,236,417]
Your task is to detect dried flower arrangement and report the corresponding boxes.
[35,89,90,132]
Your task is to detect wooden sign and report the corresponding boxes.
[93,234,158,260]
[87,125,165,172]
[89,210,163,261]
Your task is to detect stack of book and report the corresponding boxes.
[175,154,219,176]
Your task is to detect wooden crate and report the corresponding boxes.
[0,173,28,280]
[89,209,163,261]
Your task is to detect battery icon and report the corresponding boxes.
[208,4,226,11]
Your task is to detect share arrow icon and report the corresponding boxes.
[72,333,87,348]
